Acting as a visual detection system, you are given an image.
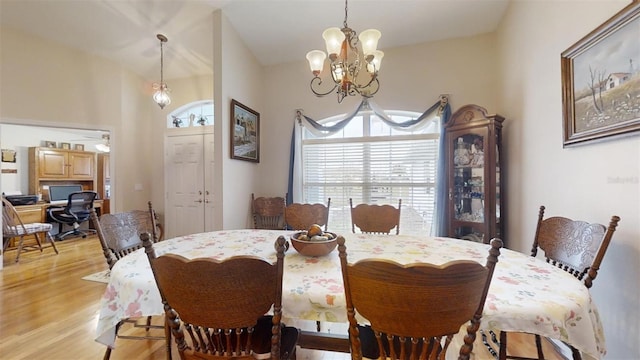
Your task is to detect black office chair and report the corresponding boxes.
[48,191,98,240]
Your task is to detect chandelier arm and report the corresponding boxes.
[310,77,339,97]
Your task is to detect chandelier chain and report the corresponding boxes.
[343,0,348,28]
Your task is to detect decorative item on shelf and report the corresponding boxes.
[189,113,195,127]
[305,0,383,103]
[171,115,183,128]
[59,142,71,150]
[74,144,85,151]
[152,33,171,109]
[44,140,56,148]
[454,138,471,166]
[197,115,207,126]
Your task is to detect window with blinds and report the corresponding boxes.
[301,112,440,235]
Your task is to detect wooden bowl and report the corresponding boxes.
[290,232,338,257]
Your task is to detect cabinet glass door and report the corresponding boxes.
[451,133,486,242]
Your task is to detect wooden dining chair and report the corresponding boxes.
[142,232,300,360]
[90,201,166,360]
[338,235,502,360]
[284,198,331,230]
[498,206,620,360]
[252,193,286,230]
[349,198,402,235]
[2,197,59,262]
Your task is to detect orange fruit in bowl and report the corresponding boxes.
[307,224,323,237]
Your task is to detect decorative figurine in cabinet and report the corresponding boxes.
[444,104,504,244]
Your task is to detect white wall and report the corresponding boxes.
[497,1,639,358]
[214,10,264,229]
[0,27,153,213]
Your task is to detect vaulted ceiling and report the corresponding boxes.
[0,0,510,81]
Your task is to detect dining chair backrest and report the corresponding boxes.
[252,193,286,230]
[339,236,502,360]
[350,199,402,235]
[531,205,620,289]
[90,201,163,270]
[142,233,299,360]
[284,198,331,231]
[498,206,620,360]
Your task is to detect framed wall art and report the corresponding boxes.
[2,149,16,163]
[44,140,56,148]
[561,2,640,147]
[74,144,85,151]
[59,142,71,150]
[230,99,260,163]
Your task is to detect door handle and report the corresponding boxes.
[195,199,203,203]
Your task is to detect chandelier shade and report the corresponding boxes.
[305,0,383,103]
[152,34,171,109]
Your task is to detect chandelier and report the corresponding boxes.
[152,34,171,109]
[305,0,383,103]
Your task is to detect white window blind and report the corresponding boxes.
[301,112,440,235]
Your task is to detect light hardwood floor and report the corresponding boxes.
[0,236,567,359]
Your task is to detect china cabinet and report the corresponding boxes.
[444,104,504,244]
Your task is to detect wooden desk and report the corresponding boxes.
[15,200,103,223]
[95,230,607,359]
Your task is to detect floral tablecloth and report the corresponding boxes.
[95,229,605,359]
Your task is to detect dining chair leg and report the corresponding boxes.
[570,345,582,360]
[499,331,507,360]
[15,236,26,262]
[103,347,112,360]
[165,319,172,360]
[46,232,59,254]
[534,334,545,359]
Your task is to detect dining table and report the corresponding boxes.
[94,229,606,359]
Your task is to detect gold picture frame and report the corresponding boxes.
[561,2,640,146]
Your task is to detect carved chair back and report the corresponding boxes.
[142,233,299,360]
[532,205,620,288]
[252,194,286,230]
[349,199,402,235]
[90,201,163,269]
[498,206,620,360]
[284,198,331,230]
[339,236,502,360]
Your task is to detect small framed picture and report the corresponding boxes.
[74,144,85,151]
[44,140,56,148]
[1,149,16,163]
[59,142,71,150]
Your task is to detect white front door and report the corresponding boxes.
[165,130,214,238]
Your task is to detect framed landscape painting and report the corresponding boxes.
[561,2,640,147]
[230,99,260,162]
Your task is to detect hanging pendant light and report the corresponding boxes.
[306,0,383,103]
[152,34,171,109]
